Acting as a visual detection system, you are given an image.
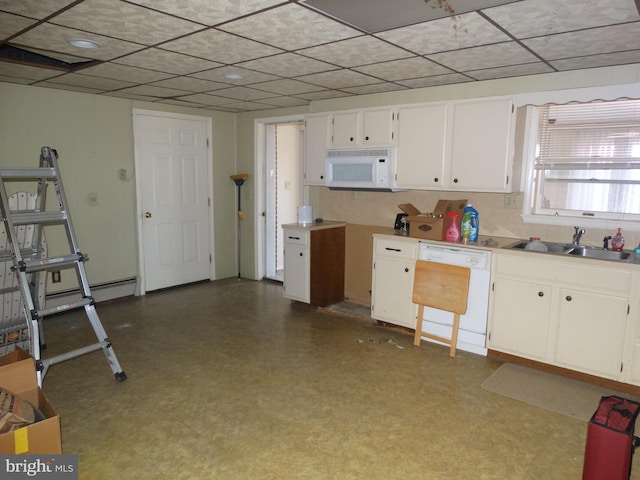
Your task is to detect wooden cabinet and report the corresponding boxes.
[395,97,515,192]
[448,98,515,192]
[489,251,636,382]
[395,103,448,189]
[283,223,345,307]
[304,114,330,186]
[371,235,418,328]
[331,108,396,148]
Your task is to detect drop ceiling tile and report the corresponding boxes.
[190,66,279,85]
[161,29,283,65]
[0,12,38,40]
[376,12,510,55]
[149,77,229,93]
[484,0,640,39]
[523,23,640,60]
[466,62,555,81]
[79,63,174,83]
[7,47,90,63]
[105,91,161,102]
[238,53,336,77]
[299,35,413,67]
[217,100,274,111]
[428,42,540,72]
[219,3,361,50]
[296,90,353,101]
[397,73,473,88]
[250,78,327,95]
[0,62,65,82]
[211,86,278,101]
[341,83,409,95]
[296,69,388,89]
[11,23,145,61]
[354,57,453,81]
[260,96,310,108]
[174,93,236,106]
[550,50,640,71]
[38,73,135,91]
[0,0,77,19]
[126,0,284,26]
[0,75,33,84]
[34,82,104,94]
[156,98,210,108]
[114,85,190,98]
[115,49,221,75]
[49,0,203,45]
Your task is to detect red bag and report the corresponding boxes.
[583,396,640,480]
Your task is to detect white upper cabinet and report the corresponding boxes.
[395,103,448,189]
[304,113,330,186]
[330,108,396,148]
[447,98,515,192]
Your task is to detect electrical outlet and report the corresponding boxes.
[504,193,521,209]
[52,271,61,283]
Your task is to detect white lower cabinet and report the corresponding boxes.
[489,252,638,384]
[371,235,418,328]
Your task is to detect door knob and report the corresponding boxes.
[145,212,152,218]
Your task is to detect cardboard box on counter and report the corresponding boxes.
[399,199,467,240]
[0,347,62,454]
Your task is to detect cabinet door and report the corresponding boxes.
[448,99,514,192]
[331,111,361,147]
[283,244,309,303]
[395,103,447,189]
[489,277,552,361]
[371,257,416,328]
[304,114,330,186]
[554,288,628,379]
[362,108,395,146]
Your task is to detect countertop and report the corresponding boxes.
[282,220,346,231]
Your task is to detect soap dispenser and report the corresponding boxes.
[611,228,624,252]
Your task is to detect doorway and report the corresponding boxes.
[255,116,305,282]
[133,109,214,294]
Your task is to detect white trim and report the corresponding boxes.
[132,109,215,295]
[253,114,306,280]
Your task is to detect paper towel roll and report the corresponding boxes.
[297,205,312,225]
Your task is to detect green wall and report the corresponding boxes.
[0,83,237,290]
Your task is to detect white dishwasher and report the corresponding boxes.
[417,242,492,356]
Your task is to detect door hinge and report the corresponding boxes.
[209,254,212,263]
[621,362,624,373]
[628,304,631,315]
[208,197,211,207]
[207,138,210,147]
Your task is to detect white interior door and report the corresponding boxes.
[134,110,213,293]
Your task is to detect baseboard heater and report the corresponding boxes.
[45,277,137,309]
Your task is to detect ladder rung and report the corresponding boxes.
[38,298,93,317]
[9,211,67,225]
[0,167,57,179]
[19,254,85,272]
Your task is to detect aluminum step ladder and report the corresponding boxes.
[0,146,127,385]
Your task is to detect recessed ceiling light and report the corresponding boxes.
[67,38,101,49]
[224,73,244,80]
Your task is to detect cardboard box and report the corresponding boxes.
[0,347,62,454]
[399,199,467,241]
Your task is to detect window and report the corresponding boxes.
[527,98,640,227]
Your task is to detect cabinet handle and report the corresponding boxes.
[350,137,354,142]
[565,295,572,301]
[434,177,439,183]
[404,268,409,273]
[299,252,303,257]
[320,175,324,179]
[365,136,370,141]
[538,291,544,297]
[385,247,401,252]
[453,178,459,183]
[288,236,301,240]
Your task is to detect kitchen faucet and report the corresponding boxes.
[572,226,585,245]
[603,235,612,250]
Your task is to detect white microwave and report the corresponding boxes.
[325,147,405,191]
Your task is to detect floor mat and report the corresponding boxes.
[481,363,640,422]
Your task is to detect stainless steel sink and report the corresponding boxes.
[504,240,573,253]
[566,246,631,261]
[503,240,632,262]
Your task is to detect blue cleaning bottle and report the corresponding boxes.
[461,204,479,244]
